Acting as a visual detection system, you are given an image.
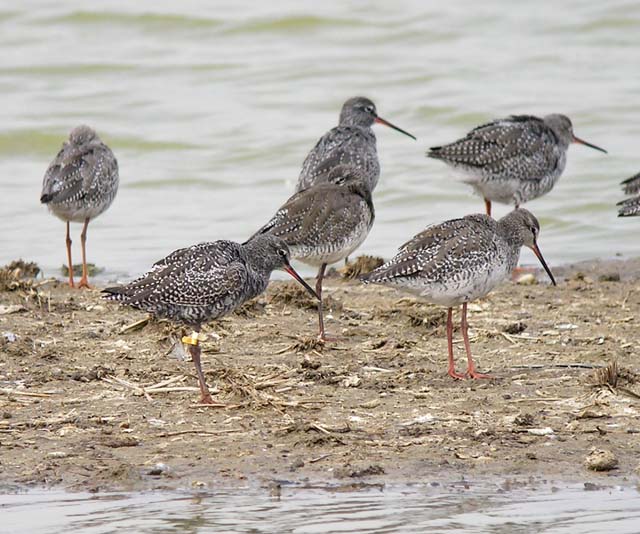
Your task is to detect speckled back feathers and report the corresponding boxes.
[40,125,119,223]
[103,235,291,326]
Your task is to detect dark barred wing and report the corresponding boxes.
[621,172,640,195]
[297,126,377,191]
[428,115,559,182]
[253,183,372,248]
[41,140,117,204]
[103,241,249,320]
[363,215,497,284]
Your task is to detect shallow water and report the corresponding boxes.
[0,1,639,280]
[1,482,639,534]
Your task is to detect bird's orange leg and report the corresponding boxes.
[484,198,492,217]
[185,328,215,405]
[461,302,492,379]
[78,218,91,289]
[447,307,465,380]
[65,221,75,288]
[316,263,337,342]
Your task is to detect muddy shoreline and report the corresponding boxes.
[0,257,639,492]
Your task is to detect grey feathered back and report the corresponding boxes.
[296,98,380,192]
[41,125,119,223]
[428,115,566,183]
[103,235,290,326]
[255,166,374,264]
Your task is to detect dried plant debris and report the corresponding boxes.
[234,298,266,317]
[585,449,618,472]
[591,361,618,388]
[0,261,38,291]
[406,308,447,329]
[4,260,40,279]
[268,282,318,310]
[282,336,325,354]
[339,255,385,279]
[503,321,527,335]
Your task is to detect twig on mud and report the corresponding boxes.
[362,366,394,373]
[617,387,640,400]
[621,289,634,309]
[120,317,151,334]
[500,332,519,344]
[309,423,331,434]
[309,453,333,463]
[155,428,244,438]
[0,388,53,398]
[103,376,153,401]
[103,375,199,401]
[511,364,605,370]
[510,397,563,403]
[145,375,189,390]
[189,402,235,409]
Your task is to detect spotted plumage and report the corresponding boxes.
[40,125,119,288]
[362,209,556,379]
[296,96,415,193]
[105,236,296,325]
[428,114,606,215]
[258,166,374,266]
[256,165,375,339]
[618,172,640,217]
[103,234,318,404]
[41,125,118,223]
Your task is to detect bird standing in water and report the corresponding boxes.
[41,125,119,288]
[361,209,556,379]
[255,165,375,341]
[296,96,416,193]
[427,114,606,216]
[103,235,318,404]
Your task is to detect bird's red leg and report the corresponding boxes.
[447,307,464,380]
[461,302,492,379]
[186,328,214,404]
[484,198,492,217]
[65,221,75,288]
[316,263,336,342]
[78,218,91,289]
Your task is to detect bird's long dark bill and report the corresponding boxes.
[284,265,320,300]
[374,116,416,140]
[531,243,556,286]
[573,135,607,154]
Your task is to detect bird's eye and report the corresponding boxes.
[364,105,375,114]
[278,247,288,258]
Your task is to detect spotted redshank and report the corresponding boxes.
[255,165,374,340]
[103,235,319,404]
[428,114,607,216]
[40,125,119,288]
[617,172,640,216]
[361,209,556,379]
[296,96,416,193]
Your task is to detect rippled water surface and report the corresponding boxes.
[0,1,638,279]
[2,483,639,534]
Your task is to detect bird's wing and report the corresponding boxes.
[363,215,497,283]
[621,172,640,195]
[104,241,248,310]
[298,126,374,188]
[617,195,640,217]
[253,184,372,248]
[41,141,118,203]
[428,116,558,181]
